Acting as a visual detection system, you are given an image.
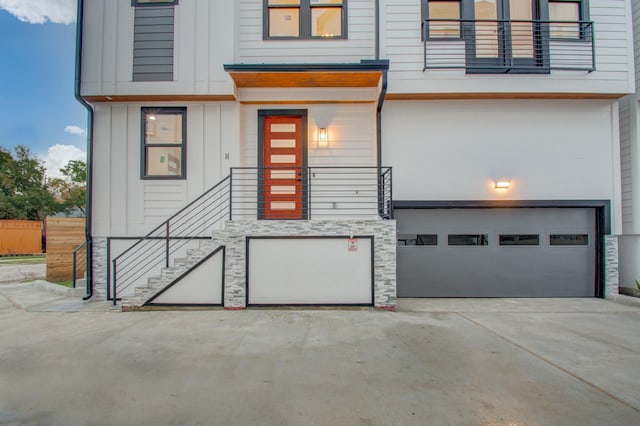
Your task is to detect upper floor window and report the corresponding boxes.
[421,0,593,73]
[133,0,178,5]
[265,0,347,39]
[423,0,461,39]
[141,108,186,179]
[549,0,582,39]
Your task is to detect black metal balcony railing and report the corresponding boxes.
[423,19,595,73]
[230,166,393,220]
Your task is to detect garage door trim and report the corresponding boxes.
[393,199,610,298]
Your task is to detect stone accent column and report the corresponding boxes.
[91,237,108,300]
[605,235,619,297]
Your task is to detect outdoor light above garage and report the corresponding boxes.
[495,180,511,189]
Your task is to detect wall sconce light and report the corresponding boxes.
[317,127,328,147]
[494,180,511,189]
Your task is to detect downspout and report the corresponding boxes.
[74,0,94,300]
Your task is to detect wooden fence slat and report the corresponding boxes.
[0,220,43,255]
[45,218,86,282]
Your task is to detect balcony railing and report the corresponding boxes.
[230,166,393,220]
[423,19,595,73]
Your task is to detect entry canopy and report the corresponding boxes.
[224,61,389,88]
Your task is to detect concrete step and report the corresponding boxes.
[121,237,226,308]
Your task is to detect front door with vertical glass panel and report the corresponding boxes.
[465,0,548,72]
[260,113,307,219]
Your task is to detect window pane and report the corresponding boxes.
[510,0,534,58]
[269,0,300,4]
[474,0,499,57]
[136,0,175,3]
[145,113,183,144]
[550,2,580,39]
[429,2,460,38]
[312,8,342,37]
[550,234,588,246]
[269,8,300,37]
[448,234,489,246]
[397,234,438,245]
[146,147,182,176]
[311,0,343,4]
[499,234,539,246]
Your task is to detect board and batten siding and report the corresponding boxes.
[241,104,377,168]
[633,0,640,88]
[380,0,634,95]
[619,98,633,232]
[91,102,239,238]
[81,0,235,97]
[235,0,375,64]
[133,6,175,82]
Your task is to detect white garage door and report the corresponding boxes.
[397,208,596,297]
[247,237,373,305]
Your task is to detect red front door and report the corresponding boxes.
[262,115,305,219]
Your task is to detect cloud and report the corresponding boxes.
[0,0,76,25]
[64,125,86,136]
[43,144,86,179]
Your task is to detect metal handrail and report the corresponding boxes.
[112,166,393,305]
[231,166,393,220]
[112,175,231,304]
[72,241,87,290]
[423,18,595,72]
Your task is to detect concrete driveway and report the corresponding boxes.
[0,284,639,425]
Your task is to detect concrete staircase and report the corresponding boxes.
[120,236,224,310]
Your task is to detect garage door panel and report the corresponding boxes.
[397,208,596,297]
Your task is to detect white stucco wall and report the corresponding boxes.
[382,99,623,233]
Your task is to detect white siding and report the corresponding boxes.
[382,99,622,232]
[381,0,634,95]
[81,0,235,97]
[92,102,239,237]
[619,98,633,232]
[633,0,640,87]
[241,103,377,167]
[236,0,375,64]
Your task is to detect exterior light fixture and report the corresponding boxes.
[495,180,511,189]
[318,127,328,147]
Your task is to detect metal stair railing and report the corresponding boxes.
[112,176,231,305]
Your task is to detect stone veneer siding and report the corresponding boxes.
[221,220,397,309]
[92,237,108,300]
[605,235,619,296]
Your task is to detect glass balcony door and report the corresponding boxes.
[465,0,549,72]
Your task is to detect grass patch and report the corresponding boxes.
[53,280,74,288]
[0,255,46,265]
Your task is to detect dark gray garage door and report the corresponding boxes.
[397,208,596,297]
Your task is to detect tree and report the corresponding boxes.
[49,160,87,215]
[0,145,66,220]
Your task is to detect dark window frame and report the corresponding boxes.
[264,0,348,40]
[548,0,590,42]
[421,0,462,41]
[141,107,187,180]
[132,0,178,6]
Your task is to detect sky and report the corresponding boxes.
[0,0,87,178]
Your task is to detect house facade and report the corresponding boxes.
[77,0,634,309]
[618,0,640,295]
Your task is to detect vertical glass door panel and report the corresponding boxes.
[474,0,499,58]
[510,0,534,58]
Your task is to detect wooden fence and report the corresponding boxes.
[46,217,86,282]
[0,220,43,255]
